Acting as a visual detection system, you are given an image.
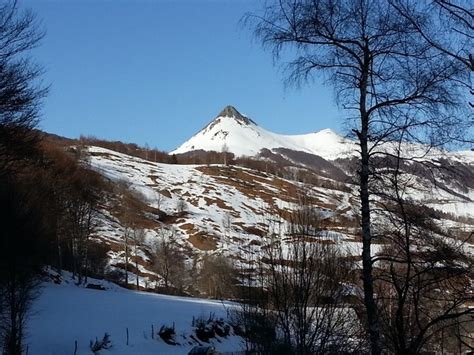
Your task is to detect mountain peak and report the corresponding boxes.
[216,105,256,126]
[218,105,241,118]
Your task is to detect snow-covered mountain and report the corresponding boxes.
[171,105,357,160]
[172,105,473,163]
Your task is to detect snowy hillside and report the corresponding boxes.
[28,273,243,355]
[82,144,474,290]
[86,145,365,287]
[171,105,474,163]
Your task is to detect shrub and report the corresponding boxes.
[193,313,231,342]
[195,321,215,343]
[89,333,112,353]
[158,324,178,345]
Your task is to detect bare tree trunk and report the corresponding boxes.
[135,241,139,290]
[359,43,382,355]
[124,231,129,286]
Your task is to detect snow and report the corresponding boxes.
[171,114,357,160]
[170,111,473,164]
[80,139,474,291]
[28,278,243,355]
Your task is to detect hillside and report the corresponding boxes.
[83,139,474,290]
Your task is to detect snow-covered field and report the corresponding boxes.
[28,277,243,355]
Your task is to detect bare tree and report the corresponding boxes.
[369,138,474,353]
[176,198,186,214]
[131,228,145,290]
[390,0,474,113]
[114,180,148,287]
[154,191,164,210]
[197,254,236,299]
[122,226,131,286]
[144,143,149,160]
[244,1,471,352]
[66,193,96,284]
[152,228,187,294]
[0,0,47,173]
[0,3,47,352]
[391,0,473,71]
[222,143,229,166]
[235,207,364,354]
[376,227,473,353]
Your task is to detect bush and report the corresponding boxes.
[89,333,112,353]
[195,321,215,343]
[158,324,178,345]
[193,313,231,342]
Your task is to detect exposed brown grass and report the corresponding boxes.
[188,233,218,251]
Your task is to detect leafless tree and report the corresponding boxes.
[131,228,145,290]
[154,191,164,210]
[222,143,229,166]
[391,0,473,71]
[66,192,97,284]
[152,228,187,293]
[234,208,364,354]
[114,180,148,287]
[122,226,131,286]
[390,0,474,113]
[0,3,47,348]
[369,137,474,353]
[267,208,363,354]
[244,1,471,352]
[176,198,186,214]
[197,253,236,299]
[0,0,47,173]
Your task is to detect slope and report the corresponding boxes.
[84,144,474,290]
[28,272,243,354]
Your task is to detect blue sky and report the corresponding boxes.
[25,0,344,152]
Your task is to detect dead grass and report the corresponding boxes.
[203,196,233,210]
[188,232,218,251]
[196,166,341,222]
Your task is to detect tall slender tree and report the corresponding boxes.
[244,1,471,353]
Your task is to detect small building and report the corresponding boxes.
[188,346,219,355]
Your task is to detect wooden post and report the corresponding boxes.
[151,324,154,339]
[74,340,77,355]
[126,327,129,346]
